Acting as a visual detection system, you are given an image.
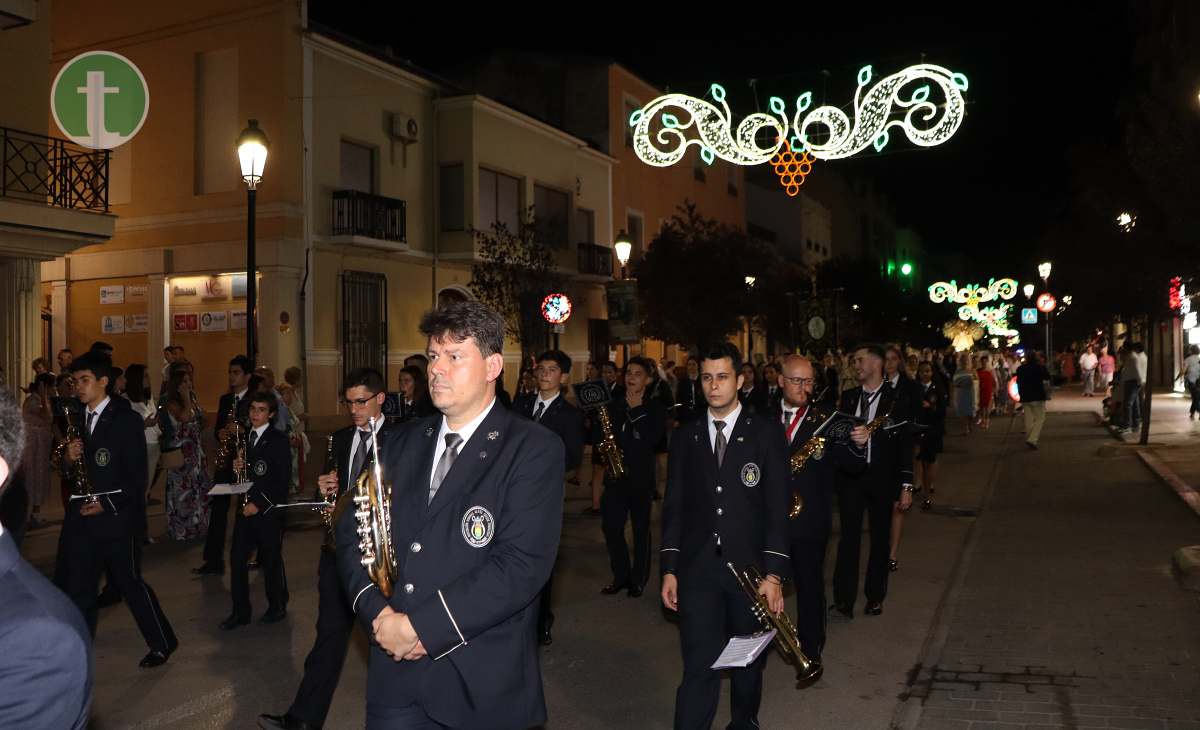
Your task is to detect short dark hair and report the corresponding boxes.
[342,367,385,395]
[854,343,887,361]
[0,388,25,489]
[89,341,114,354]
[70,352,113,382]
[58,348,73,356]
[418,301,505,357]
[229,355,253,375]
[626,356,655,377]
[404,353,429,366]
[601,360,618,371]
[536,349,572,374]
[173,345,185,353]
[249,390,279,416]
[163,347,174,355]
[701,342,743,374]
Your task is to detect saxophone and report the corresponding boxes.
[58,402,96,503]
[596,405,627,479]
[215,396,239,470]
[727,562,821,686]
[353,416,396,597]
[787,435,826,519]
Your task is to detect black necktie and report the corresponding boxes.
[533,401,546,422]
[86,411,96,438]
[350,429,371,482]
[249,430,259,449]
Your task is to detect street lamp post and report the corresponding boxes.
[1039,261,1052,360]
[614,230,632,364]
[237,120,268,367]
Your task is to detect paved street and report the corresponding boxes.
[16,390,1200,730]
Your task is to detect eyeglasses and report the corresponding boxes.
[781,376,814,387]
[340,393,379,407]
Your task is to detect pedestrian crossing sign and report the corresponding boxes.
[1021,308,1038,325]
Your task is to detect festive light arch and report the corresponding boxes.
[930,278,1020,339]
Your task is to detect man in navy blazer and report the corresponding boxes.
[338,301,564,730]
[0,388,92,729]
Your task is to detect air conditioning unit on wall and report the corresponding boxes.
[390,113,419,143]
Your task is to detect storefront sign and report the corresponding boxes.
[173,283,199,298]
[101,314,124,334]
[232,274,248,298]
[203,277,228,300]
[173,313,198,332]
[100,285,125,304]
[230,310,248,330]
[126,285,147,302]
[125,313,149,333]
[200,311,228,332]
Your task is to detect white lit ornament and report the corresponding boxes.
[630,84,784,167]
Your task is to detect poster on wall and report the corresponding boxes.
[101,314,124,334]
[605,280,640,344]
[173,313,198,332]
[127,285,148,302]
[200,311,228,332]
[230,310,248,330]
[125,314,149,333]
[232,274,247,298]
[100,285,125,305]
[203,277,228,300]
[173,282,199,298]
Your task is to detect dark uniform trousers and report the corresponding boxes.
[229,426,291,619]
[204,392,251,568]
[832,477,893,608]
[601,477,653,588]
[57,402,176,655]
[675,546,766,730]
[286,422,393,727]
[789,534,829,659]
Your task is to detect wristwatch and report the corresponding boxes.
[902,485,915,493]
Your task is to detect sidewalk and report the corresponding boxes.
[899,389,1200,730]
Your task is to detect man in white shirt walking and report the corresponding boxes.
[1079,345,1099,397]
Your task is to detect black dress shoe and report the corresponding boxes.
[247,559,261,571]
[258,713,320,730]
[538,628,553,646]
[260,607,287,624]
[888,559,899,572]
[139,650,170,668]
[220,615,250,631]
[601,582,630,595]
[828,603,853,621]
[628,585,644,598]
[921,499,933,511]
[192,563,225,576]
[865,602,883,616]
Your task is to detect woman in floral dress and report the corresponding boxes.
[163,369,211,541]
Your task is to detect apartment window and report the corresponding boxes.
[340,140,375,194]
[576,207,595,244]
[479,167,521,233]
[342,270,388,383]
[534,183,569,248]
[440,164,464,231]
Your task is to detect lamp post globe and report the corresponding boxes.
[237,119,268,365]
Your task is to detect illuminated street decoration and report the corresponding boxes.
[769,145,815,196]
[943,320,984,352]
[630,63,967,169]
[1170,277,1183,311]
[541,293,573,325]
[929,278,1020,338]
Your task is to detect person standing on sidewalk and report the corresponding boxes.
[1015,352,1051,449]
[1098,347,1117,397]
[1079,345,1099,397]
[1119,343,1145,433]
[1177,345,1200,420]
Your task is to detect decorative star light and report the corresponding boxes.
[629,63,967,169]
[541,293,573,325]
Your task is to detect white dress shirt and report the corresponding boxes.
[86,396,112,435]
[347,416,384,472]
[249,422,270,446]
[429,397,497,491]
[532,391,560,420]
[706,401,742,453]
[780,404,810,444]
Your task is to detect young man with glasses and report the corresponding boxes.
[513,350,585,646]
[260,368,401,730]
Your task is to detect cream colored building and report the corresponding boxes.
[1,0,115,394]
[42,1,614,428]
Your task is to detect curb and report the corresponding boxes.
[1135,449,1200,519]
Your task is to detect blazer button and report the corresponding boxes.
[404,583,414,594]
[411,542,422,553]
[716,507,723,516]
[716,486,723,494]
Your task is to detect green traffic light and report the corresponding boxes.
[900,262,913,276]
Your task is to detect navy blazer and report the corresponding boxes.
[243,426,291,513]
[778,405,866,540]
[600,397,667,490]
[838,384,915,501]
[512,392,586,471]
[661,408,791,580]
[0,530,92,729]
[66,399,148,540]
[337,401,564,729]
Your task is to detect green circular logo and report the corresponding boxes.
[51,51,149,150]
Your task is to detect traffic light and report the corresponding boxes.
[900,262,913,276]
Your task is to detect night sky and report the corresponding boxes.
[311,4,1133,275]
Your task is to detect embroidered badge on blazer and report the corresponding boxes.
[741,462,761,487]
[94,448,111,467]
[461,506,495,548]
[254,460,268,476]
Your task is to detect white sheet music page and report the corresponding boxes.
[208,482,253,496]
[710,629,776,669]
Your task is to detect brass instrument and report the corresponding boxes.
[595,405,627,480]
[727,562,821,685]
[215,396,239,470]
[353,416,396,597]
[58,402,96,503]
[235,428,251,507]
[787,435,826,519]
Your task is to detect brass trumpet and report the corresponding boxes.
[352,417,396,597]
[727,562,821,685]
[595,405,626,480]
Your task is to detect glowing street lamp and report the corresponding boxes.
[744,275,757,288]
[236,119,269,365]
[614,230,632,279]
[1023,283,1035,300]
[1116,211,1136,232]
[1038,261,1052,283]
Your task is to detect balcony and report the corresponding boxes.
[577,242,614,278]
[2,127,109,212]
[330,190,407,251]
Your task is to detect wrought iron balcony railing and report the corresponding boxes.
[577,242,614,277]
[1,127,110,212]
[331,189,407,243]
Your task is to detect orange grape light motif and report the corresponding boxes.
[769,144,815,197]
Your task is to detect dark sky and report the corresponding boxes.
[311,5,1133,272]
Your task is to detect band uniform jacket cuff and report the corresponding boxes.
[763,550,791,580]
[407,588,468,661]
[351,583,388,633]
[660,547,680,575]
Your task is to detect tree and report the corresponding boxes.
[469,206,566,366]
[635,202,780,351]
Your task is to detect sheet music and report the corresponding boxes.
[711,630,776,669]
[208,482,253,496]
[274,501,332,509]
